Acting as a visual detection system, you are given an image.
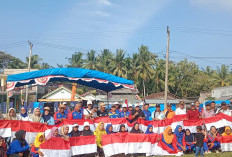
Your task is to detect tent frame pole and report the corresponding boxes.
[107,92,109,110]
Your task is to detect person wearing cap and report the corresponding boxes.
[41,107,55,125]
[164,104,175,119]
[69,124,82,137]
[54,104,68,124]
[114,102,121,114]
[97,102,108,117]
[82,122,93,136]
[69,104,84,120]
[175,102,186,115]
[62,102,71,114]
[210,101,217,114]
[195,101,203,115]
[119,103,130,118]
[84,100,97,119]
[131,103,145,122]
[185,103,201,120]
[217,102,231,116]
[142,103,151,121]
[202,103,215,118]
[152,104,164,120]
[108,105,120,118]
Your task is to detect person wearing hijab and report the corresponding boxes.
[31,107,44,123]
[46,127,60,140]
[5,108,18,120]
[119,124,127,133]
[174,125,186,151]
[30,133,45,157]
[94,122,107,157]
[184,129,195,153]
[206,126,220,153]
[60,125,71,140]
[0,136,7,157]
[159,126,178,154]
[145,125,154,134]
[222,126,232,136]
[41,107,55,125]
[17,106,31,121]
[130,122,143,133]
[69,124,82,137]
[82,122,94,136]
[7,130,31,157]
[106,124,115,134]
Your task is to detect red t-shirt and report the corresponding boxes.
[186,109,200,120]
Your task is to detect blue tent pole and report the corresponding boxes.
[107,92,109,110]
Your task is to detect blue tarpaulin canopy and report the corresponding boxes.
[7,68,134,92]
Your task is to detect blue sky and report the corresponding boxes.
[0,0,232,68]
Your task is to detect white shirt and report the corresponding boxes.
[84,108,97,119]
[175,107,186,115]
[218,109,231,116]
[151,111,164,120]
[17,114,32,121]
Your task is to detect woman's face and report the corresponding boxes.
[178,126,182,132]
[64,127,69,135]
[39,135,44,142]
[0,138,3,146]
[168,129,172,135]
[54,129,59,136]
[9,109,15,116]
[134,124,139,130]
[186,130,190,136]
[21,108,26,114]
[149,127,153,132]
[44,110,49,115]
[109,126,113,132]
[211,127,216,134]
[73,126,78,132]
[226,128,231,135]
[84,126,90,130]
[35,109,40,116]
[121,127,125,132]
[99,124,104,131]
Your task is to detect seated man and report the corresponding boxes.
[119,103,130,118]
[108,105,120,118]
[69,104,83,120]
[54,104,68,124]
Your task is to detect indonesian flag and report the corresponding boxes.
[204,113,226,130]
[94,116,111,129]
[62,119,95,132]
[40,137,71,157]
[110,118,127,132]
[183,119,204,133]
[0,120,12,137]
[220,135,232,152]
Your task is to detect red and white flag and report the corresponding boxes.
[220,135,232,152]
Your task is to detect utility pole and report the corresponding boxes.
[25,41,33,105]
[164,26,170,109]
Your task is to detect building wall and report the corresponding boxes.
[212,86,232,99]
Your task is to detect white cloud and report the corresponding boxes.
[97,0,112,6]
[96,10,110,17]
[190,0,232,12]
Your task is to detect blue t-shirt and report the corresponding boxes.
[143,110,151,121]
[56,112,68,119]
[109,112,120,118]
[71,110,83,119]
[119,111,130,118]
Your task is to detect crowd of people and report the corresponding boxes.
[0,100,232,157]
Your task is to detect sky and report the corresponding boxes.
[0,0,232,69]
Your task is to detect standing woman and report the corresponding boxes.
[174,125,186,152]
[145,125,154,134]
[184,129,195,153]
[130,122,143,133]
[207,126,220,153]
[30,133,45,157]
[17,106,31,121]
[94,122,107,157]
[5,108,18,120]
[7,130,31,157]
[82,122,93,136]
[41,107,55,125]
[158,126,178,154]
[31,107,44,123]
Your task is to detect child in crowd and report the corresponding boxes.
[194,126,205,157]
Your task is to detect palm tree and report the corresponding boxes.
[137,45,156,97]
[83,50,97,70]
[26,54,42,69]
[67,52,84,67]
[8,58,27,69]
[97,49,113,73]
[213,64,230,87]
[110,49,127,78]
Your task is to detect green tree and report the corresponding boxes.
[67,52,84,67]
[83,50,98,70]
[110,49,127,78]
[8,58,27,69]
[26,54,42,69]
[97,49,113,73]
[213,64,231,87]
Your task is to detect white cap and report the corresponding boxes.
[114,101,119,105]
[72,123,79,127]
[87,100,92,105]
[63,102,68,105]
[122,103,127,108]
[83,121,90,127]
[128,103,133,107]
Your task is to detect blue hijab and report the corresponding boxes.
[145,125,154,134]
[174,125,184,144]
[106,124,114,134]
[20,106,28,118]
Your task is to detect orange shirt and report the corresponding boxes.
[164,109,175,119]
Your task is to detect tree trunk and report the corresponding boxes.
[143,79,146,97]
